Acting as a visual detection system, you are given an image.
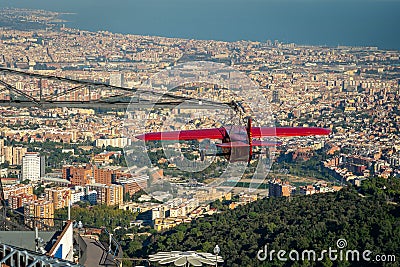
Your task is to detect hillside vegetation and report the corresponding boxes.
[141,177,400,267]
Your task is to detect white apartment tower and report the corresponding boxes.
[22,152,45,181]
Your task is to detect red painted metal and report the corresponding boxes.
[136,127,330,141]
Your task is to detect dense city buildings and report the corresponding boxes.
[0,9,398,251]
[88,183,124,206]
[8,193,36,210]
[268,179,292,197]
[2,146,27,166]
[44,187,71,210]
[2,184,33,199]
[63,164,93,186]
[23,199,54,228]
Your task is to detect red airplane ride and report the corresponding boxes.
[136,117,331,164]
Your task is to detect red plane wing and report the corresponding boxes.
[135,128,227,141]
[136,127,330,141]
[251,127,331,137]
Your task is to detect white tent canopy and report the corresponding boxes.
[149,251,223,267]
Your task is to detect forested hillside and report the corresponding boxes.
[142,178,400,267]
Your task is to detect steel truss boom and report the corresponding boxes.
[0,67,232,110]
